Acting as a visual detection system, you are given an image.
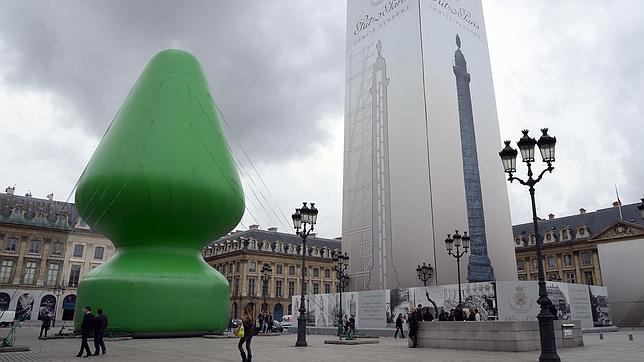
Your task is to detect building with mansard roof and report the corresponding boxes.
[202,225,341,321]
[0,186,115,325]
[513,199,644,326]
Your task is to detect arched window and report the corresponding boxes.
[515,237,522,246]
[62,294,76,321]
[288,304,292,315]
[274,303,284,321]
[0,292,10,311]
[39,295,56,320]
[16,293,34,321]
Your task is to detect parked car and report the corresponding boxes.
[280,315,293,327]
[0,311,15,328]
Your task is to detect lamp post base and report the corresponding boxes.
[295,310,308,347]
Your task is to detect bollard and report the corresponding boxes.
[629,334,634,341]
[599,333,603,340]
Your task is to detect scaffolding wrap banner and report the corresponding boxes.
[293,281,611,328]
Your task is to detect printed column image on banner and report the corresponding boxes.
[344,0,517,292]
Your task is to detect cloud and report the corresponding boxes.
[0,0,346,162]
[2,0,644,238]
[484,0,644,223]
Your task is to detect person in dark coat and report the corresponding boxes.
[408,307,419,348]
[394,313,405,338]
[93,308,108,355]
[39,312,52,340]
[467,309,476,321]
[454,304,465,321]
[76,306,95,358]
[423,309,434,322]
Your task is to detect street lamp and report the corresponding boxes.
[261,264,272,315]
[333,251,349,338]
[292,202,318,347]
[51,280,66,328]
[416,262,434,287]
[445,230,469,305]
[499,128,560,362]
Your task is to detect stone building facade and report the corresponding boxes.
[203,225,341,321]
[0,187,115,323]
[513,201,644,286]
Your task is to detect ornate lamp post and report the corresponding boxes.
[445,231,470,305]
[499,128,560,362]
[292,202,318,347]
[51,281,66,328]
[333,251,349,338]
[261,264,272,316]
[416,262,434,287]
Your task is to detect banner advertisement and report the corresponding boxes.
[295,281,610,329]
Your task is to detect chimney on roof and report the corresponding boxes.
[267,227,278,232]
[249,224,260,230]
[5,186,15,195]
[47,193,54,201]
[548,213,555,220]
[579,208,586,215]
[613,201,621,207]
[25,192,32,197]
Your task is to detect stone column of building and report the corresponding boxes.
[573,252,582,285]
[452,34,495,282]
[592,252,603,285]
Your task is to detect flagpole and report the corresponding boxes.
[615,184,623,220]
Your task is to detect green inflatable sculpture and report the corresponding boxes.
[73,49,244,336]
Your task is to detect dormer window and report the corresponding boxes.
[515,237,523,247]
[577,226,588,238]
[544,233,553,243]
[248,239,257,250]
[275,242,284,253]
[287,244,297,254]
[261,241,272,252]
[529,234,536,245]
[561,228,570,241]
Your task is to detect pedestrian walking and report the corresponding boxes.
[76,306,95,358]
[238,304,256,362]
[474,308,481,321]
[93,308,108,355]
[39,312,52,340]
[408,307,419,348]
[348,315,356,337]
[394,313,405,338]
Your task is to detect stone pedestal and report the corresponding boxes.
[416,320,583,352]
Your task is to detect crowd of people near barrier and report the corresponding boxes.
[400,303,482,348]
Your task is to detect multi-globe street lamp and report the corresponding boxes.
[416,262,434,287]
[499,128,560,362]
[332,251,349,338]
[261,264,272,315]
[444,230,470,305]
[292,202,318,347]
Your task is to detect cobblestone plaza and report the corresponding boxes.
[1,327,643,361]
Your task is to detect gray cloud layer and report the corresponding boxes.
[0,0,345,161]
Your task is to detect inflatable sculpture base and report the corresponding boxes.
[73,49,244,335]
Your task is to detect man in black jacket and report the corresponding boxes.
[93,308,108,355]
[76,306,94,358]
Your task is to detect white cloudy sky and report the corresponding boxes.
[1,1,642,239]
